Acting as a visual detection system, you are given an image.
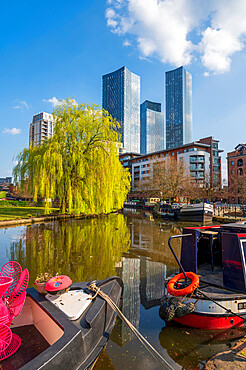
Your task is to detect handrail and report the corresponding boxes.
[168,234,192,281]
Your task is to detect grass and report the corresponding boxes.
[0,206,59,221]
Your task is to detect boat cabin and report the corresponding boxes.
[181,222,246,293]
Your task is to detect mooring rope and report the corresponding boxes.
[88,282,173,370]
[196,288,246,323]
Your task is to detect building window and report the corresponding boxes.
[237,159,243,166]
[231,161,234,165]
[231,170,234,174]
[172,152,174,155]
[238,168,243,176]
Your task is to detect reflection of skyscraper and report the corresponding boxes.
[121,258,140,342]
[165,66,192,149]
[102,66,140,153]
[140,258,166,309]
[140,100,165,154]
[112,257,140,345]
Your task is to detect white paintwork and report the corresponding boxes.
[46,290,92,321]
[180,203,213,213]
[166,288,246,316]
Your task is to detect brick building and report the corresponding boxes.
[119,137,222,196]
[227,144,246,203]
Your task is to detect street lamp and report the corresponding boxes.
[160,191,163,202]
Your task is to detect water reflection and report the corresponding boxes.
[0,210,240,369]
[159,326,244,369]
[7,214,131,285]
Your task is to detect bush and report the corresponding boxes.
[0,191,6,199]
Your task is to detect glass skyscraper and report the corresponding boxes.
[102,66,140,153]
[140,100,165,154]
[165,66,192,149]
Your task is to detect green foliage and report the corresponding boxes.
[8,214,131,284]
[13,101,131,214]
[0,191,6,199]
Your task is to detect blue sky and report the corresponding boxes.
[1,0,246,183]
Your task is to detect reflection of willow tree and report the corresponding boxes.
[8,214,131,286]
[7,239,27,270]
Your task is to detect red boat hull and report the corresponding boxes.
[174,313,244,330]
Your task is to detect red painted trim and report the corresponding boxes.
[173,313,244,330]
[236,234,246,238]
[185,225,220,230]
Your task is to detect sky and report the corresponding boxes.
[1,0,246,183]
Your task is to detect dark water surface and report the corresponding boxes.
[0,210,244,369]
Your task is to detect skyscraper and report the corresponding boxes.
[140,100,165,154]
[165,66,192,149]
[102,66,140,153]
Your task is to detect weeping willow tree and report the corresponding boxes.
[13,101,131,214]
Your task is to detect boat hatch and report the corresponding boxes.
[180,226,246,294]
[46,289,92,320]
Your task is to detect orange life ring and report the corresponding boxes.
[167,272,199,297]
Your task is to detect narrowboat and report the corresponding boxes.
[153,202,177,219]
[143,198,160,210]
[159,222,246,330]
[178,203,213,222]
[2,276,123,369]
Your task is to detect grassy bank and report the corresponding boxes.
[0,206,59,221]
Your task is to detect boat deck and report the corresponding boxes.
[2,325,49,369]
[196,265,246,300]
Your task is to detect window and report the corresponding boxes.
[231,170,234,174]
[172,152,174,156]
[231,161,234,165]
[184,149,187,153]
[237,159,243,166]
[238,168,243,176]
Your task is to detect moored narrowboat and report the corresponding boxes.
[2,276,123,369]
[160,222,246,330]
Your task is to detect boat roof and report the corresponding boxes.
[181,223,246,293]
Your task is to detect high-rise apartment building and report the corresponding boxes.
[198,136,223,188]
[29,112,55,146]
[140,100,165,154]
[102,66,140,153]
[165,66,192,149]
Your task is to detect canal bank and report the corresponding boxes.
[0,211,116,228]
[205,336,246,369]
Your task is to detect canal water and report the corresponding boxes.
[0,210,245,369]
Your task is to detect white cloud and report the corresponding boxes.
[105,0,246,74]
[3,128,21,135]
[43,97,78,107]
[123,39,131,47]
[43,97,63,107]
[13,100,29,109]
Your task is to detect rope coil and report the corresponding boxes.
[87,282,173,370]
